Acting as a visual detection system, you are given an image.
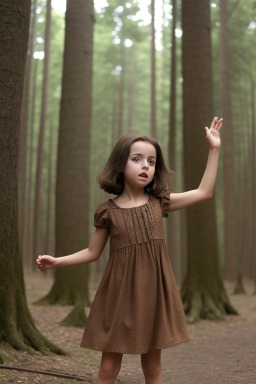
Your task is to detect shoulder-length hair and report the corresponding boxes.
[97,133,174,196]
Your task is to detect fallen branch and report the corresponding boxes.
[0,365,93,382]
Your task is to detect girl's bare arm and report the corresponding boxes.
[169,117,223,212]
[36,228,109,271]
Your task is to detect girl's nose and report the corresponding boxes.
[143,162,149,169]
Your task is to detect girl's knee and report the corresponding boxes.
[142,362,162,379]
[141,350,162,380]
[98,352,123,381]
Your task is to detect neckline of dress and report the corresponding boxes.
[110,195,151,209]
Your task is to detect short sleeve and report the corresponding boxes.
[93,202,110,229]
[157,193,171,218]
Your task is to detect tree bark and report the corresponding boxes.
[181,0,237,322]
[18,0,38,259]
[241,86,252,280]
[150,0,156,137]
[117,26,125,138]
[169,0,177,175]
[219,0,237,282]
[33,0,52,259]
[167,0,178,278]
[44,125,54,254]
[128,45,135,132]
[36,0,94,325]
[250,80,256,292]
[0,0,61,358]
[25,57,38,269]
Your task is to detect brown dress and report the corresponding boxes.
[80,194,190,354]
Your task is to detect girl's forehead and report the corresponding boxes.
[129,141,156,156]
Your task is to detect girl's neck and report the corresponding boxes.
[115,188,148,206]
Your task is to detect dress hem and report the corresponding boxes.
[80,337,190,355]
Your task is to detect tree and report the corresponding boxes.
[128,45,136,132]
[18,0,38,259]
[33,0,52,259]
[219,0,238,284]
[150,0,156,137]
[24,8,66,269]
[36,0,94,326]
[168,0,177,177]
[167,0,178,276]
[117,22,125,138]
[180,0,237,322]
[0,0,61,359]
[251,80,256,293]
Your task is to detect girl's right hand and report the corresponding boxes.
[36,254,57,271]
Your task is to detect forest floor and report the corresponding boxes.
[0,274,256,384]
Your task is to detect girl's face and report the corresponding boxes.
[123,141,156,190]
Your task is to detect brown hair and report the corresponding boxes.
[97,133,174,196]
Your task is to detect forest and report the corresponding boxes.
[0,0,256,383]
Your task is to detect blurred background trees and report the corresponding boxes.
[34,0,94,327]
[1,0,255,337]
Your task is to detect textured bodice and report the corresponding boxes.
[94,195,168,253]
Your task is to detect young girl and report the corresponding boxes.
[37,116,223,384]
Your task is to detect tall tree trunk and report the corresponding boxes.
[219,0,237,283]
[167,0,178,278]
[18,0,38,257]
[36,0,94,326]
[233,85,247,294]
[169,0,177,177]
[0,0,61,359]
[150,0,156,137]
[241,86,252,279]
[112,97,117,144]
[117,28,125,138]
[44,125,54,254]
[25,57,38,269]
[180,0,237,322]
[128,45,135,132]
[32,0,52,258]
[251,80,256,293]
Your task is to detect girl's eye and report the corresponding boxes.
[148,160,155,165]
[132,158,140,162]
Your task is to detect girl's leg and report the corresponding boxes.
[96,352,123,384]
[141,349,163,384]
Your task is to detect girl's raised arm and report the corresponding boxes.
[36,228,109,271]
[169,117,223,212]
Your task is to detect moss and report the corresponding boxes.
[182,277,239,324]
[60,303,87,327]
[34,266,91,307]
[0,259,64,356]
[0,343,15,363]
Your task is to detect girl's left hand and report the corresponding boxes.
[205,117,223,149]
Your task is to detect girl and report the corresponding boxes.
[37,116,223,384]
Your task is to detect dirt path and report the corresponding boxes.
[118,321,256,383]
[0,274,256,383]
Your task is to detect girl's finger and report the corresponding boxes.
[211,117,218,130]
[216,119,223,131]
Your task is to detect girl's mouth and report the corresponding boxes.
[139,173,148,179]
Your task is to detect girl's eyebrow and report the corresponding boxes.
[131,153,156,159]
